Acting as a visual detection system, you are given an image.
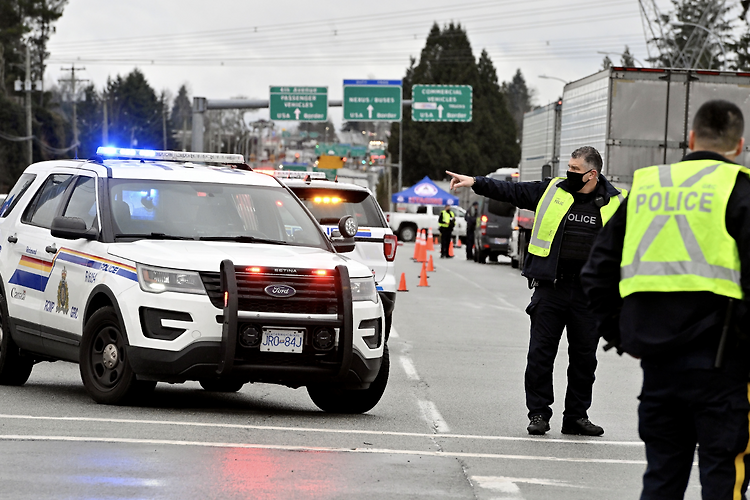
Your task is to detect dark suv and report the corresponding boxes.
[472,168,518,264]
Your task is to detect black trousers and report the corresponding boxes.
[439,227,452,257]
[639,360,750,499]
[524,280,599,423]
[466,231,475,259]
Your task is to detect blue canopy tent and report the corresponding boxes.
[391,176,459,206]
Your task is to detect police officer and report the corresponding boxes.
[465,201,479,260]
[447,146,627,436]
[438,204,456,258]
[582,100,750,499]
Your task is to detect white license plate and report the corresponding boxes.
[261,328,304,353]
[493,238,508,244]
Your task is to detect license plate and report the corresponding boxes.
[261,328,304,353]
[493,238,508,244]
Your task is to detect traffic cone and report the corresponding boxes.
[397,272,408,292]
[412,231,422,260]
[448,239,455,257]
[418,263,429,287]
[417,230,427,263]
[427,254,435,272]
[456,237,462,248]
[426,228,435,251]
[434,236,439,245]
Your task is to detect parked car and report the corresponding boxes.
[473,168,518,264]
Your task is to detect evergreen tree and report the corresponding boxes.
[621,45,636,66]
[105,69,165,150]
[171,84,191,150]
[74,83,101,158]
[389,23,519,185]
[25,0,67,104]
[502,69,534,143]
[601,55,613,70]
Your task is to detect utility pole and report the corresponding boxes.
[25,45,32,165]
[59,64,87,158]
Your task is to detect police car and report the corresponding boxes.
[0,148,387,414]
[276,172,397,338]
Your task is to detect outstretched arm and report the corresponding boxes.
[445,170,548,210]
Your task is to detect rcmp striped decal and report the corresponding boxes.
[8,249,137,292]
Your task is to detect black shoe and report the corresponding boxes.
[527,415,550,435]
[561,418,604,436]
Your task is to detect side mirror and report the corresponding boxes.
[50,216,97,240]
[331,215,357,253]
[541,164,552,180]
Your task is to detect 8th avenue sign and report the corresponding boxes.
[269,86,328,121]
[412,85,472,122]
[343,80,402,122]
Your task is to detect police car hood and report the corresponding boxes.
[106,241,372,278]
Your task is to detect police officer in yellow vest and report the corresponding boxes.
[447,146,627,436]
[582,100,750,499]
[438,204,456,258]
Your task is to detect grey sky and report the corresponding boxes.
[45,0,671,128]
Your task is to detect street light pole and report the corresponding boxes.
[538,75,570,84]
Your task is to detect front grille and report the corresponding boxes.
[200,268,339,315]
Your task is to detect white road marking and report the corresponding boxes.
[0,414,642,446]
[389,327,400,339]
[472,475,586,490]
[0,434,647,464]
[399,355,420,380]
[418,400,451,433]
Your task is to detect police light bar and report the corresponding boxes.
[272,171,327,180]
[96,147,245,164]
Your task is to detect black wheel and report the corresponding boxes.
[398,225,417,242]
[80,306,141,405]
[0,294,33,386]
[489,253,499,262]
[199,379,244,392]
[384,313,392,342]
[511,258,519,269]
[477,249,488,264]
[307,345,390,414]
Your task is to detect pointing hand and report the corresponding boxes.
[446,171,475,191]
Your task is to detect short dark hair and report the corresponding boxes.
[570,146,603,172]
[692,99,744,151]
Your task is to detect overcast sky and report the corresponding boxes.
[45,0,673,128]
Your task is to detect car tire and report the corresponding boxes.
[307,345,390,414]
[384,313,392,342]
[511,258,519,269]
[398,225,417,242]
[489,253,499,262]
[80,306,141,405]
[477,250,487,264]
[0,294,33,386]
[199,379,244,392]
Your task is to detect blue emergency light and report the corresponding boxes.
[96,147,244,164]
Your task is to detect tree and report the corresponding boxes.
[601,55,613,70]
[502,69,534,143]
[25,0,67,105]
[171,84,191,150]
[621,45,636,66]
[388,23,519,185]
[647,0,734,69]
[105,69,166,150]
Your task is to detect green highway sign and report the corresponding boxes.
[343,80,402,122]
[269,86,328,121]
[412,85,472,122]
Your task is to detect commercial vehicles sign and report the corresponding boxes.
[412,85,472,122]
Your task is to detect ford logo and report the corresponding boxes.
[264,285,296,298]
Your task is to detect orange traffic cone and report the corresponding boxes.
[448,239,455,257]
[426,228,435,251]
[417,230,427,263]
[397,272,408,292]
[456,237,462,248]
[427,254,435,272]
[418,263,429,287]
[412,231,422,260]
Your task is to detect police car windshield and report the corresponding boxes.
[108,180,328,249]
[291,188,386,228]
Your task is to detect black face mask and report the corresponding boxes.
[566,169,594,192]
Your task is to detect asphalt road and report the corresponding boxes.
[0,242,704,499]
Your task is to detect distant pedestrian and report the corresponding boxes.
[465,201,479,260]
[438,204,455,258]
[582,99,750,499]
[447,146,627,436]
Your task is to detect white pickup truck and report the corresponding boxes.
[385,204,467,242]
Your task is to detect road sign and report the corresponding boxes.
[343,80,402,122]
[269,86,328,122]
[412,85,472,122]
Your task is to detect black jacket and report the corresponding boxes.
[473,173,623,282]
[580,151,750,367]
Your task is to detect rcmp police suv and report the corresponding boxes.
[0,148,387,413]
[276,172,397,338]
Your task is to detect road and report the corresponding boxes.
[0,242,704,499]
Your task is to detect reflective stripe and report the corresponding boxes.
[658,166,673,188]
[679,163,720,188]
[528,180,563,251]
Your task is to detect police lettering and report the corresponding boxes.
[634,190,713,213]
[566,213,597,225]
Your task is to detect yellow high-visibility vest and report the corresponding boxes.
[620,160,747,299]
[438,209,454,228]
[528,178,627,257]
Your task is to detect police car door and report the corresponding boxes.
[9,173,75,347]
[40,173,100,357]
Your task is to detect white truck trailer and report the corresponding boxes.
[511,66,750,269]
